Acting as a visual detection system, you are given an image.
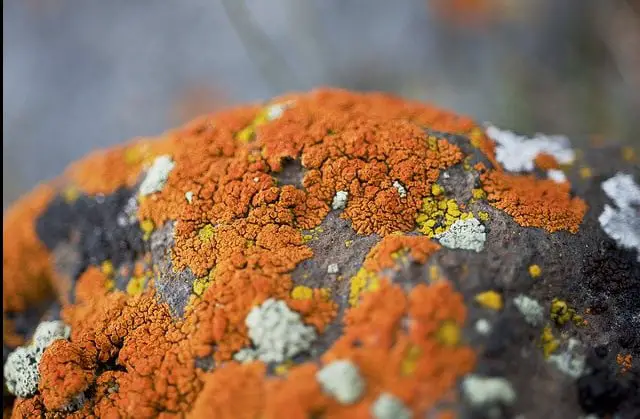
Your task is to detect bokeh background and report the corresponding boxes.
[4,0,640,208]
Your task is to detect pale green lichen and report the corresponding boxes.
[3,321,71,398]
[138,155,175,196]
[316,360,365,405]
[235,298,316,363]
[435,217,486,252]
[371,393,412,419]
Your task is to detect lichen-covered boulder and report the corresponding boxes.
[3,88,639,418]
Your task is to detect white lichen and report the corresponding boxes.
[393,181,407,198]
[327,263,339,274]
[436,217,486,252]
[547,169,567,183]
[316,360,365,405]
[548,338,587,378]
[233,348,258,363]
[332,190,349,210]
[485,124,575,173]
[462,374,517,408]
[117,195,138,227]
[185,191,194,204]
[475,319,492,335]
[265,101,293,121]
[242,298,316,363]
[138,155,175,196]
[371,393,412,419]
[3,320,71,398]
[513,294,544,326]
[599,173,640,261]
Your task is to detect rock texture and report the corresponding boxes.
[3,88,639,418]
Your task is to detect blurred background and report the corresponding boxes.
[3,0,640,208]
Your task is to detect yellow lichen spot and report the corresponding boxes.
[193,276,212,297]
[235,126,255,143]
[140,219,155,241]
[475,291,503,311]
[198,224,216,243]
[550,298,573,325]
[541,325,559,358]
[477,211,490,222]
[400,345,422,376]
[528,264,541,278]
[469,127,484,148]
[471,188,486,200]
[349,268,379,306]
[101,260,114,277]
[126,276,147,296]
[62,186,80,203]
[302,234,314,243]
[274,360,293,376]
[291,286,313,300]
[463,156,472,171]
[344,240,353,248]
[431,183,444,196]
[622,147,636,162]
[105,279,115,292]
[436,320,461,347]
[427,136,438,151]
[417,194,473,238]
[428,265,441,282]
[579,167,592,179]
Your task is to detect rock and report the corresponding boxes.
[2,88,638,418]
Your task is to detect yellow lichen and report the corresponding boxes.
[528,264,541,278]
[550,298,585,326]
[477,211,490,222]
[62,186,80,203]
[101,260,114,277]
[471,188,486,200]
[579,167,592,179]
[541,325,559,358]
[348,268,379,306]
[400,344,422,376]
[436,320,461,346]
[140,219,155,241]
[622,147,636,162]
[197,224,216,243]
[474,291,503,311]
[126,276,147,296]
[416,194,473,238]
[291,286,313,300]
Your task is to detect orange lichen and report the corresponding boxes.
[3,184,56,314]
[363,234,441,272]
[3,184,57,349]
[75,266,112,303]
[39,340,96,411]
[616,353,632,373]
[480,170,587,233]
[534,152,560,170]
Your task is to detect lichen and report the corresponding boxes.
[485,124,575,172]
[474,290,503,311]
[3,321,71,398]
[513,294,544,326]
[239,298,317,363]
[598,173,640,260]
[315,359,365,405]
[462,374,517,408]
[435,216,486,252]
[138,155,176,196]
[371,392,412,419]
